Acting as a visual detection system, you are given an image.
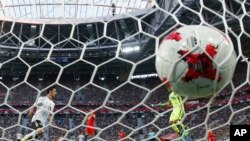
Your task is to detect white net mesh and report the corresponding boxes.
[0,0,250,140]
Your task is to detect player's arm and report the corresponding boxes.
[28,106,36,117]
[28,97,43,117]
[48,103,55,124]
[48,114,54,123]
[157,100,171,107]
[48,114,51,121]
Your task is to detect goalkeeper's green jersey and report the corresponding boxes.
[169,92,183,108]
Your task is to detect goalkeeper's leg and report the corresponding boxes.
[170,121,193,140]
[170,121,185,135]
[169,109,185,135]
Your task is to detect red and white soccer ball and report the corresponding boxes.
[155,25,236,97]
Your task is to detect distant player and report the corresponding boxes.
[84,112,96,141]
[147,128,155,141]
[158,91,193,140]
[77,134,84,141]
[208,129,215,141]
[118,129,125,141]
[16,133,23,141]
[58,136,64,141]
[21,87,56,141]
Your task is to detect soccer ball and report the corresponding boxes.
[155,25,236,97]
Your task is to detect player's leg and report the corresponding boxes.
[21,120,44,141]
[84,128,90,141]
[169,109,184,134]
[177,110,194,141]
[21,128,44,141]
[85,127,95,141]
[88,128,95,140]
[177,109,185,134]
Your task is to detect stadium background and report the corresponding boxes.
[0,0,250,140]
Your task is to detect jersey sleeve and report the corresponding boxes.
[36,97,43,107]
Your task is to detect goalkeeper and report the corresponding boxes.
[157,91,188,139]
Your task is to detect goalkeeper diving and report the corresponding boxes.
[157,91,193,140]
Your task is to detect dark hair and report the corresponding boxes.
[47,86,56,94]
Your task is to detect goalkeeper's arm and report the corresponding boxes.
[157,100,171,107]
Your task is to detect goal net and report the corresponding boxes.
[0,0,249,140]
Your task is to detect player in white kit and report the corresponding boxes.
[21,87,57,141]
[77,134,84,141]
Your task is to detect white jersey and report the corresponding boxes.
[32,96,55,127]
[77,135,84,141]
